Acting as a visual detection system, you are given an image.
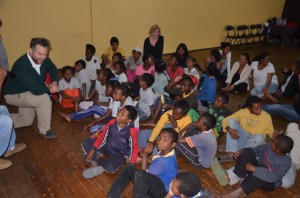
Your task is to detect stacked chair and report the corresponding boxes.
[224,24,265,48]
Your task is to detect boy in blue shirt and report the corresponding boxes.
[107,128,178,198]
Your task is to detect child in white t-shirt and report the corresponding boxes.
[135,73,156,121]
[74,59,91,99]
[113,61,128,83]
[59,66,81,112]
[83,44,101,83]
[79,68,113,110]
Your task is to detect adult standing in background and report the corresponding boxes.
[0,20,9,70]
[143,25,164,61]
[4,38,59,138]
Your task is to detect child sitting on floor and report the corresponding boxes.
[107,128,179,198]
[124,47,143,83]
[83,44,101,85]
[276,60,300,98]
[143,75,198,126]
[151,60,168,96]
[135,53,156,78]
[101,36,125,66]
[59,66,81,112]
[220,96,281,162]
[59,80,119,124]
[165,172,203,198]
[184,57,201,89]
[166,53,185,80]
[138,100,192,154]
[218,135,293,198]
[112,60,128,83]
[105,52,123,71]
[208,92,231,138]
[81,105,138,179]
[74,59,91,99]
[134,73,156,121]
[177,112,217,169]
[131,53,156,98]
[61,83,140,132]
[79,68,114,110]
[197,62,217,113]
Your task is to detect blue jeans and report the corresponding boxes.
[138,130,158,154]
[0,106,16,156]
[262,104,300,122]
[250,83,278,96]
[226,119,265,152]
[281,163,297,189]
[138,123,174,154]
[135,103,149,122]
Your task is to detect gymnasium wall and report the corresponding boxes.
[0,0,285,68]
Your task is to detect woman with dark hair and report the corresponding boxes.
[143,25,164,61]
[206,49,225,86]
[176,43,189,68]
[250,52,279,103]
[221,53,251,94]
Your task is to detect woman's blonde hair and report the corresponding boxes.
[148,25,161,35]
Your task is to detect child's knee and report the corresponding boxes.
[81,137,95,152]
[228,118,239,130]
[134,170,146,182]
[250,135,265,147]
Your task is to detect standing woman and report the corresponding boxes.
[250,52,279,102]
[143,25,164,61]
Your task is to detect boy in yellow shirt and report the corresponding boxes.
[101,37,125,65]
[138,100,192,154]
[221,96,281,161]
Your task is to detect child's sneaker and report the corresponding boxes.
[4,143,27,157]
[82,166,104,179]
[218,154,234,162]
[226,167,240,186]
[211,157,228,186]
[0,159,12,170]
[257,92,264,98]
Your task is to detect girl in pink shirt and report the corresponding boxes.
[167,53,184,80]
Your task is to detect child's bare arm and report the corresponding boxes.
[178,122,195,136]
[141,150,149,170]
[101,54,109,65]
[149,105,154,117]
[82,83,87,100]
[178,137,186,143]
[134,96,140,101]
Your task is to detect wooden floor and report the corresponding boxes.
[1,43,300,198]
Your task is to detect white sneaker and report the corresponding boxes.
[257,92,264,98]
[226,168,240,186]
[82,166,104,179]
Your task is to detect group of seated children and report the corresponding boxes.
[55,39,299,197]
